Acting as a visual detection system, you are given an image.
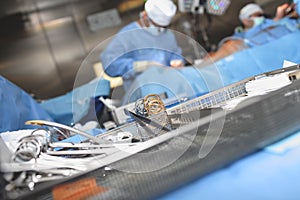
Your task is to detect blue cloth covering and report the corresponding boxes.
[40,78,110,126]
[100,22,183,91]
[0,76,53,132]
[0,76,110,133]
[216,29,300,83]
[221,17,298,48]
[124,30,300,103]
[159,130,300,200]
[242,19,294,47]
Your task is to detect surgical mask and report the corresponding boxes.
[251,16,265,27]
[139,12,166,36]
[147,22,166,36]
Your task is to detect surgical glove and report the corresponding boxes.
[133,61,163,73]
[170,59,184,68]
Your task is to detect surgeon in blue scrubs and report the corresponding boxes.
[204,2,299,64]
[236,3,297,47]
[100,0,184,91]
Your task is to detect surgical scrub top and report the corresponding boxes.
[100,22,183,91]
[221,18,299,48]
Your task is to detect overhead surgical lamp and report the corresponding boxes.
[178,0,231,15]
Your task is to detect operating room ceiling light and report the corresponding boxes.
[178,0,231,15]
[206,0,231,15]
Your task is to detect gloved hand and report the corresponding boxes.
[133,61,164,73]
[274,3,291,21]
[170,59,184,68]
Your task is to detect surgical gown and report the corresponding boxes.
[100,21,183,90]
[219,17,298,49]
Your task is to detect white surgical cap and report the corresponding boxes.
[239,3,264,21]
[145,0,177,26]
